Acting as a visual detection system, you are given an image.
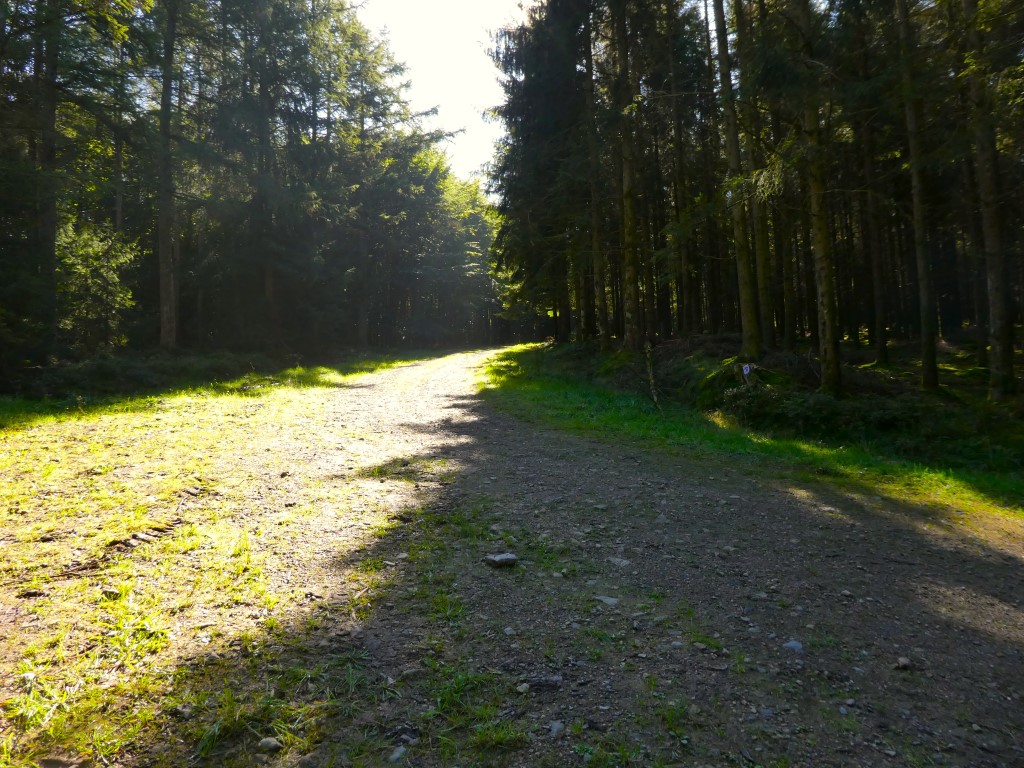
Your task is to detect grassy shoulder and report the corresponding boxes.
[0,350,440,430]
[0,352,435,767]
[479,343,1024,522]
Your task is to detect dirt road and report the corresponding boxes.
[4,350,1022,767]
[260,350,1024,767]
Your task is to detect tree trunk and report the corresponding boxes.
[712,0,761,359]
[734,0,774,350]
[36,0,60,359]
[584,12,610,349]
[795,0,840,394]
[961,0,1014,399]
[612,0,642,350]
[896,0,937,388]
[158,0,179,350]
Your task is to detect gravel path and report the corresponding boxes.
[8,350,1021,768]
[276,350,1023,767]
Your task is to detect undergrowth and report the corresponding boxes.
[481,342,1024,519]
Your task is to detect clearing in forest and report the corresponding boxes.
[1,350,1021,767]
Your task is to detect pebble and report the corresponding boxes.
[654,514,669,525]
[839,706,849,716]
[549,721,566,738]
[783,640,804,653]
[388,745,407,763]
[516,683,530,694]
[895,656,912,670]
[607,557,631,568]
[485,553,519,568]
[504,627,516,636]
[258,737,283,753]
[595,596,619,606]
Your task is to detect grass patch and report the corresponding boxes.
[0,351,434,767]
[480,344,1024,521]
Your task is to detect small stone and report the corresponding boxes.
[693,642,708,651]
[845,698,856,706]
[388,745,407,763]
[895,656,912,670]
[607,557,631,568]
[516,683,530,694]
[484,553,519,568]
[549,721,566,738]
[258,737,283,753]
[654,514,669,525]
[670,641,684,649]
[168,704,194,720]
[595,595,619,606]
[783,640,804,653]
[841,590,853,598]
[839,706,849,716]
[100,586,121,600]
[504,627,516,636]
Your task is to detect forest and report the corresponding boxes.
[0,0,499,388]
[491,0,1023,399]
[2,0,1022,400]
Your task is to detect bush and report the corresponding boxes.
[56,222,137,356]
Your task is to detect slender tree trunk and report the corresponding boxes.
[36,0,60,359]
[612,0,642,350]
[158,0,179,349]
[584,13,610,349]
[961,0,1014,399]
[795,0,840,394]
[896,0,937,388]
[734,0,774,350]
[712,0,760,358]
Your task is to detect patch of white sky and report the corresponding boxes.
[356,0,540,181]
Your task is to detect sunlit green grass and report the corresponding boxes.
[480,344,1024,521]
[0,351,435,431]
[0,352,436,767]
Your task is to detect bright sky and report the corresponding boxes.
[357,0,536,180]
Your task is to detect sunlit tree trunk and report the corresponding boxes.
[158,0,179,349]
[35,0,61,358]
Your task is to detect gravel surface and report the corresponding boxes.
[271,351,1023,767]
[6,350,1022,768]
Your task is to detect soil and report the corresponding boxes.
[6,350,1023,767]
[267,351,1024,767]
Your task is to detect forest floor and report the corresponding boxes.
[1,349,1022,768]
